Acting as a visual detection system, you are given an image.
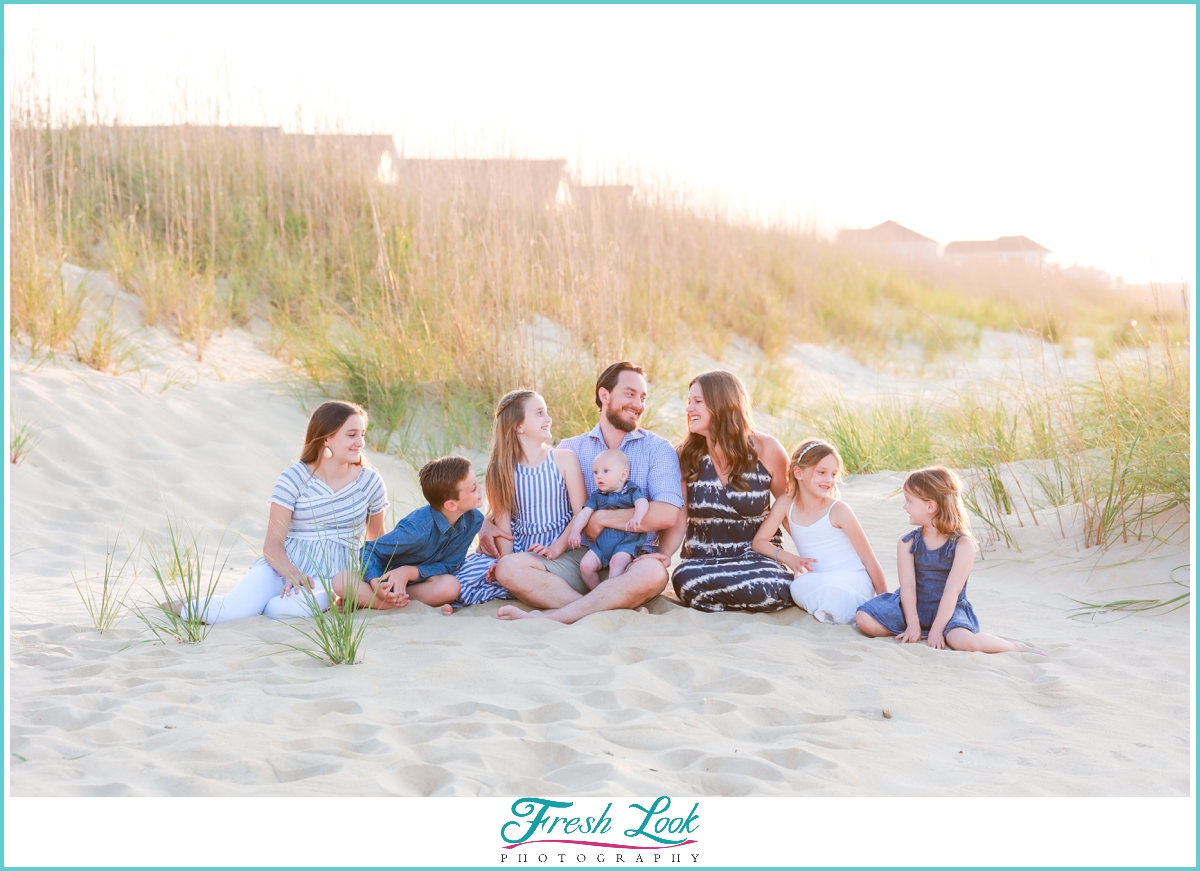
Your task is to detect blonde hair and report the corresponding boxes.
[484,389,537,520]
[904,466,972,538]
[787,439,845,499]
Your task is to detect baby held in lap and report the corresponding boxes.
[567,449,649,589]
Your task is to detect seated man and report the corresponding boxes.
[489,362,683,623]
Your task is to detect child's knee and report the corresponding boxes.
[855,611,886,636]
[944,627,975,649]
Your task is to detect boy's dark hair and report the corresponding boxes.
[594,361,647,409]
[419,456,474,508]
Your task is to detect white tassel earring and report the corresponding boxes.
[323,445,333,459]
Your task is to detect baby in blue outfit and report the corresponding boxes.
[568,448,650,590]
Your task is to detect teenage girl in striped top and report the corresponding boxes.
[454,390,587,607]
[175,400,395,622]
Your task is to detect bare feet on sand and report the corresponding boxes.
[496,606,545,620]
[440,604,454,616]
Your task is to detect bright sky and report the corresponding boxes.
[5,5,1196,287]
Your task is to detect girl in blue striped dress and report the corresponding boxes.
[176,400,395,622]
[454,390,587,607]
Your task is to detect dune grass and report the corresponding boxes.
[284,576,376,666]
[9,407,43,466]
[10,89,1186,456]
[135,516,232,644]
[789,336,1189,554]
[73,528,140,633]
[8,86,1189,564]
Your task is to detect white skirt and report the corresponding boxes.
[790,568,875,625]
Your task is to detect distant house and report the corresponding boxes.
[837,220,938,261]
[391,159,569,208]
[569,183,634,215]
[944,236,1050,268]
[283,133,401,181]
[88,126,402,181]
[1062,264,1115,287]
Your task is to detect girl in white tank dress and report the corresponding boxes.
[752,439,887,624]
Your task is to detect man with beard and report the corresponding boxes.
[486,362,684,623]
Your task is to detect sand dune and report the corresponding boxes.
[6,298,1192,798]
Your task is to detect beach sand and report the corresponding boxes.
[6,290,1192,797]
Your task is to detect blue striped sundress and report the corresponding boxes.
[454,450,574,606]
[266,462,390,583]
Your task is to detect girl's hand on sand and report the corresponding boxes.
[926,629,946,650]
[896,625,922,644]
[281,574,313,598]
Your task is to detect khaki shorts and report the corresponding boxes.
[528,546,608,595]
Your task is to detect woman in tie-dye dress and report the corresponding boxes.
[453,389,587,607]
[649,371,798,613]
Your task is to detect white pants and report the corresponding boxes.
[185,561,331,623]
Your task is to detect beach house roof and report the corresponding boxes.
[944,236,1050,255]
[837,220,936,245]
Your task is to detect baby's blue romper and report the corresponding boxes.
[586,482,647,567]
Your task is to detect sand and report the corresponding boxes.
[5,269,1193,800]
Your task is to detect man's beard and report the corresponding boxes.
[605,406,640,433]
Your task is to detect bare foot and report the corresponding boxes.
[1019,644,1048,656]
[634,606,649,614]
[440,604,454,616]
[496,605,547,620]
[157,597,183,617]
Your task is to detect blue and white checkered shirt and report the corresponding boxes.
[558,425,684,550]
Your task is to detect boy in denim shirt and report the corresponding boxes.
[566,449,649,590]
[360,456,483,614]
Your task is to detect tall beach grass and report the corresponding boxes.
[10,82,1185,457]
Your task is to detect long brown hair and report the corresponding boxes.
[787,439,845,499]
[485,389,536,519]
[300,401,368,466]
[905,466,973,539]
[678,371,758,491]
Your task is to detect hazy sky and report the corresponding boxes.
[6,5,1195,286]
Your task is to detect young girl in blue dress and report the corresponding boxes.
[856,466,1035,653]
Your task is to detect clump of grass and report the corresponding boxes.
[798,393,936,474]
[282,550,376,666]
[135,516,231,644]
[10,242,85,356]
[9,407,43,465]
[72,304,139,374]
[1068,565,1191,621]
[73,528,139,633]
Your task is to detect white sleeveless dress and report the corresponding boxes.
[787,500,875,624]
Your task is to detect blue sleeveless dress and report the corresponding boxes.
[857,529,980,635]
[454,451,574,607]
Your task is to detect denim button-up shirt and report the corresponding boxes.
[359,505,484,581]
